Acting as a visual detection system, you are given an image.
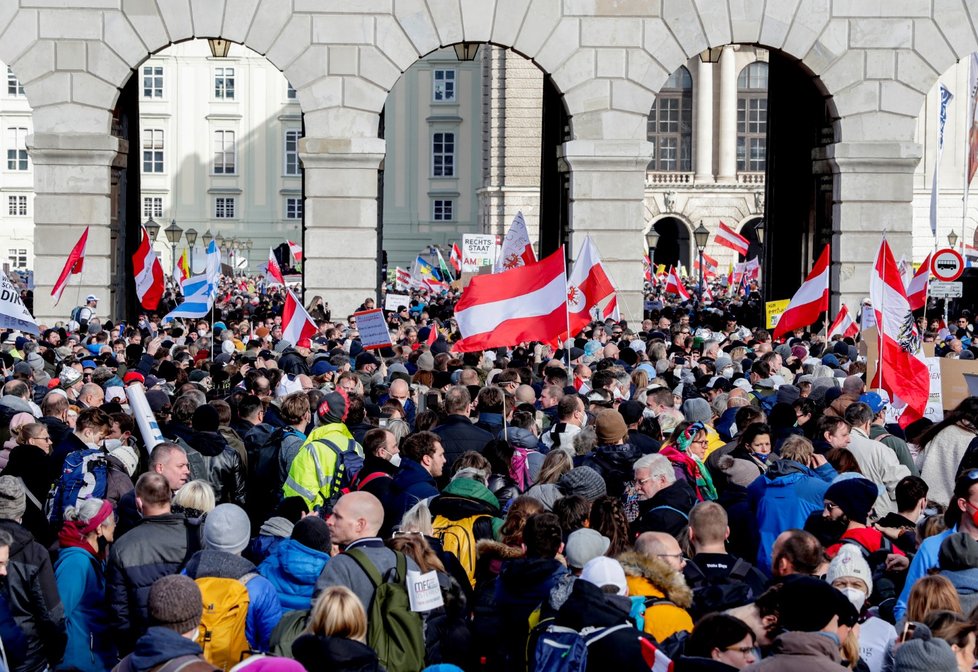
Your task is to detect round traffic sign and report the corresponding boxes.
[931,247,964,282]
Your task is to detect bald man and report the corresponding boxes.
[78,382,105,409]
[315,492,420,610]
[514,384,536,406]
[386,378,417,425]
[618,531,695,642]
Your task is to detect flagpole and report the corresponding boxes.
[563,245,572,381]
[878,233,886,390]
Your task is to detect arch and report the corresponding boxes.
[737,216,764,263]
[647,214,693,270]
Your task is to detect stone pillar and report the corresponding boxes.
[560,139,654,324]
[829,141,921,312]
[717,46,738,183]
[300,137,386,318]
[28,133,121,328]
[694,58,714,183]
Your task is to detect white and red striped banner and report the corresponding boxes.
[133,224,164,310]
[282,288,317,345]
[906,252,930,311]
[716,221,750,256]
[772,244,830,339]
[664,266,691,300]
[827,305,859,339]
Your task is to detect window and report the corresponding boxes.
[287,83,297,100]
[433,69,456,102]
[6,249,26,269]
[214,67,235,99]
[647,67,692,171]
[215,197,236,219]
[142,129,164,173]
[286,197,302,220]
[284,130,301,175]
[7,195,26,216]
[7,67,23,96]
[6,127,28,171]
[737,62,768,172]
[432,199,454,221]
[142,66,163,98]
[143,196,162,219]
[432,132,455,177]
[214,130,236,174]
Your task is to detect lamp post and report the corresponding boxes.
[754,220,765,246]
[244,239,253,274]
[948,230,959,249]
[202,229,213,250]
[184,228,198,273]
[453,42,480,61]
[693,221,710,302]
[144,217,160,243]
[163,219,183,279]
[645,228,660,274]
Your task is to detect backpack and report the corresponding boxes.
[531,623,631,672]
[684,557,755,618]
[306,437,364,503]
[628,594,676,632]
[196,573,256,672]
[69,306,83,324]
[268,609,309,658]
[432,512,493,588]
[346,548,424,672]
[47,448,109,525]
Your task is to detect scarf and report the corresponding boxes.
[672,422,718,501]
[57,499,113,558]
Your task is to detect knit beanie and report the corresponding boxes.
[416,351,435,372]
[824,477,878,524]
[557,467,607,503]
[681,398,712,425]
[203,504,251,554]
[827,543,874,596]
[148,574,203,634]
[192,404,220,432]
[938,532,978,571]
[0,476,26,520]
[894,623,958,672]
[594,410,628,445]
[291,515,332,553]
[778,576,857,632]
[317,390,349,425]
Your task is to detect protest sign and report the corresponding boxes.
[384,294,410,312]
[407,569,444,612]
[765,299,790,329]
[0,272,38,335]
[461,234,497,287]
[353,309,393,350]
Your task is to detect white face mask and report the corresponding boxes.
[722,366,734,379]
[103,438,123,451]
[839,586,866,613]
[198,329,208,337]
[643,408,657,420]
[388,452,402,468]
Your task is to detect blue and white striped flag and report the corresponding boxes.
[930,83,953,238]
[162,241,221,321]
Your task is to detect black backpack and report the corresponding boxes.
[685,557,755,619]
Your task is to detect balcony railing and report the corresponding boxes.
[645,171,766,187]
[737,172,765,185]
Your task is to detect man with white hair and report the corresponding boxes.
[631,453,696,539]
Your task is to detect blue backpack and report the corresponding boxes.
[532,624,631,672]
[47,448,109,524]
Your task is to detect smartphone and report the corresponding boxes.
[900,622,916,643]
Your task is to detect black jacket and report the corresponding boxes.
[188,430,246,506]
[578,442,643,498]
[106,513,194,653]
[1,445,55,548]
[277,349,309,376]
[114,626,209,672]
[433,415,493,470]
[0,519,65,672]
[628,429,661,455]
[37,416,71,454]
[292,634,383,672]
[632,479,697,538]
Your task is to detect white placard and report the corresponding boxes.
[353,309,393,350]
[0,272,38,335]
[407,569,444,612]
[884,356,944,424]
[384,294,410,312]
[861,305,877,330]
[461,234,497,273]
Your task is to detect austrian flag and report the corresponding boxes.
[715,222,750,256]
[772,245,830,340]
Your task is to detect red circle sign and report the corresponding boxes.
[931,248,964,282]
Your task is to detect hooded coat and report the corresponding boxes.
[113,627,213,672]
[385,457,439,525]
[188,430,246,506]
[54,546,115,672]
[741,631,849,672]
[631,479,697,539]
[258,538,330,611]
[291,634,382,672]
[578,442,643,498]
[618,550,695,643]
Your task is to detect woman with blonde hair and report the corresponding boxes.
[172,479,216,518]
[292,585,381,671]
[524,450,572,511]
[905,575,963,624]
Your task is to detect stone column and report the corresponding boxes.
[559,139,654,323]
[300,137,386,318]
[717,46,738,183]
[28,132,121,327]
[829,141,921,312]
[694,58,714,183]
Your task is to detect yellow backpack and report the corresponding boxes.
[432,513,491,587]
[195,574,255,672]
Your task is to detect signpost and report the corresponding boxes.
[930,281,963,298]
[931,247,964,282]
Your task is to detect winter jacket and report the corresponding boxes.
[742,631,849,672]
[631,479,697,539]
[868,425,918,477]
[714,408,740,442]
[628,429,661,455]
[846,428,910,517]
[1,444,55,548]
[283,422,363,509]
[430,477,502,531]
[112,626,213,672]
[184,549,283,652]
[106,512,193,653]
[541,421,583,452]
[491,557,568,671]
[349,453,396,503]
[578,442,643,498]
[385,458,439,525]
[244,517,293,565]
[314,538,420,613]
[188,430,247,506]
[291,634,382,672]
[432,414,493,470]
[920,424,978,506]
[486,473,520,505]
[524,482,562,511]
[55,546,115,672]
[941,567,978,615]
[258,538,330,611]
[747,458,837,575]
[0,519,65,672]
[895,527,956,622]
[38,415,71,455]
[618,550,695,643]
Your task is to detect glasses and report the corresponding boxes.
[723,646,756,655]
[392,529,422,537]
[657,552,686,563]
[824,501,840,512]
[33,436,52,443]
[635,476,655,486]
[690,439,708,446]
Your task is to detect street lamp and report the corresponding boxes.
[645,227,660,264]
[144,216,160,243]
[948,230,959,248]
[453,42,480,61]
[693,221,710,301]
[164,219,183,278]
[208,39,231,58]
[754,220,765,246]
[202,229,213,249]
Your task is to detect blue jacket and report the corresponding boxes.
[894,527,955,622]
[386,458,440,523]
[55,547,115,672]
[747,458,837,575]
[258,538,330,611]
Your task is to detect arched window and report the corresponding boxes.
[648,67,692,171]
[737,62,768,172]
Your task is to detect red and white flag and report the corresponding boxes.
[715,221,750,256]
[906,252,931,311]
[772,244,830,340]
[870,239,929,428]
[601,295,620,322]
[395,267,414,291]
[51,226,90,306]
[493,211,536,272]
[827,305,859,339]
[744,256,761,280]
[693,252,719,278]
[287,240,303,265]
[266,248,286,285]
[643,254,652,283]
[450,242,462,274]
[133,224,164,310]
[567,236,615,335]
[282,288,317,345]
[454,248,566,352]
[664,266,691,300]
[702,284,715,303]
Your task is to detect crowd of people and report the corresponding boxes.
[0,279,977,672]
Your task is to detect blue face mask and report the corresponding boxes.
[755,453,769,463]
